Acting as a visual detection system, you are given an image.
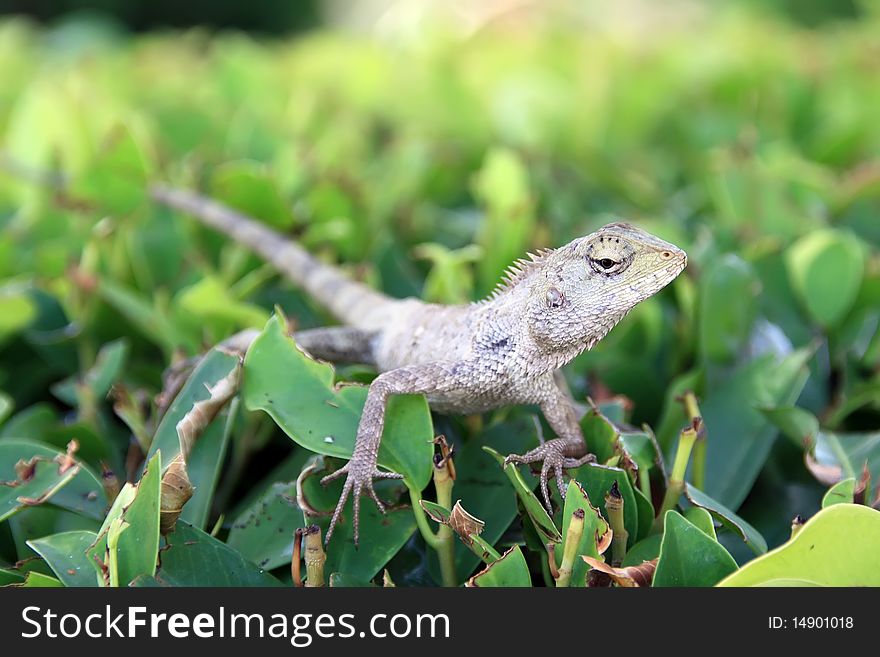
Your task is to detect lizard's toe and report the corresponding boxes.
[320,462,350,487]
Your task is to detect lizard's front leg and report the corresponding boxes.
[320,361,467,545]
[504,376,595,511]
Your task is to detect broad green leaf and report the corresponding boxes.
[684,506,717,539]
[97,279,196,354]
[0,288,37,344]
[152,522,282,587]
[0,568,26,586]
[16,571,64,588]
[718,505,880,587]
[622,534,662,567]
[701,347,812,509]
[786,229,865,328]
[466,545,531,587]
[0,391,12,425]
[472,147,535,296]
[0,439,105,522]
[298,459,417,582]
[573,463,638,549]
[226,481,306,571]
[821,478,855,508]
[653,511,737,587]
[579,407,619,465]
[87,452,161,586]
[554,479,610,587]
[698,255,759,363]
[175,275,270,331]
[28,530,98,587]
[148,348,238,529]
[243,314,434,490]
[761,406,819,447]
[50,338,129,406]
[483,446,561,544]
[210,160,294,230]
[685,485,767,554]
[0,403,57,440]
[73,123,151,214]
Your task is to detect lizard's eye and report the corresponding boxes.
[589,256,623,274]
[545,286,565,308]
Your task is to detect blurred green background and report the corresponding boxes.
[0,0,878,586]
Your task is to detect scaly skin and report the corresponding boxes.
[152,185,688,544]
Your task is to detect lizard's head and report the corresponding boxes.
[526,222,686,358]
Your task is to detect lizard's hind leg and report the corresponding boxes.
[159,326,376,411]
[293,326,378,365]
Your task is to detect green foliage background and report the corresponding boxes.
[0,2,879,587]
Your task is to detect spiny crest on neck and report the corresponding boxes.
[482,247,555,302]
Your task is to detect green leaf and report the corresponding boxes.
[466,545,531,587]
[147,348,238,529]
[152,522,282,587]
[243,313,434,490]
[761,406,819,447]
[786,229,865,328]
[210,160,294,230]
[0,439,105,522]
[50,338,129,406]
[701,347,812,509]
[73,123,151,214]
[27,530,98,587]
[0,288,37,344]
[698,255,759,363]
[685,484,767,554]
[0,391,12,426]
[226,481,306,571]
[684,506,717,539]
[622,534,662,567]
[555,479,610,587]
[572,463,639,549]
[175,276,270,331]
[483,446,561,544]
[298,459,417,582]
[17,571,64,587]
[653,510,738,587]
[0,403,57,440]
[97,279,196,355]
[472,147,535,296]
[718,505,880,587]
[87,452,161,586]
[821,478,855,508]
[579,406,620,465]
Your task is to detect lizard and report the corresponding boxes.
[150,184,688,544]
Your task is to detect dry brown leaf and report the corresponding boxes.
[581,556,657,587]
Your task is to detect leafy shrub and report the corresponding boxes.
[0,5,878,587]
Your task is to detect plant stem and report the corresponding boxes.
[605,482,628,566]
[433,455,457,588]
[408,484,441,550]
[556,509,585,588]
[653,420,700,533]
[681,391,706,490]
[302,525,326,587]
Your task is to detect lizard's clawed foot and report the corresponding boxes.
[321,458,404,546]
[504,440,595,512]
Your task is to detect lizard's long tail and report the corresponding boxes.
[150,184,394,329]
